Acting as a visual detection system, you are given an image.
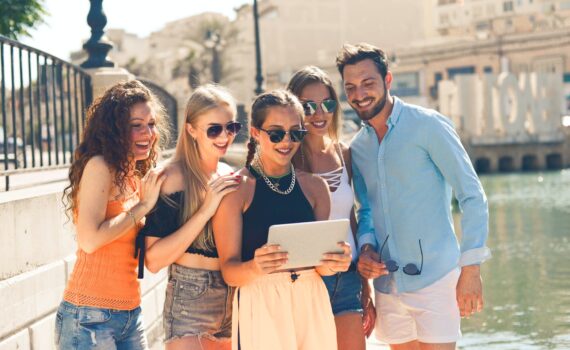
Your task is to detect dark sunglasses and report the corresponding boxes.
[302,99,337,116]
[379,235,423,276]
[205,122,242,139]
[258,127,307,143]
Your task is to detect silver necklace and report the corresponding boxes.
[254,158,296,195]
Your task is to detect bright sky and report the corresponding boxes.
[22,0,250,61]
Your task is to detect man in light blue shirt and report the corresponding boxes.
[336,43,491,349]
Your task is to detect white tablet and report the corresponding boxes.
[267,219,349,270]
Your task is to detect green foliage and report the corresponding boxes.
[0,0,48,40]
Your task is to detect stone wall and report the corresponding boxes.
[0,183,167,349]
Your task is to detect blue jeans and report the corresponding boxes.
[322,269,364,316]
[55,301,148,350]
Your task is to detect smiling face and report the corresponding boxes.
[129,101,157,161]
[343,58,392,122]
[186,105,236,160]
[299,82,335,138]
[251,106,304,169]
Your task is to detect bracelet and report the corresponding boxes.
[125,209,138,228]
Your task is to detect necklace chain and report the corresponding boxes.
[253,158,296,195]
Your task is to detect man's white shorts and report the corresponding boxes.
[374,268,461,345]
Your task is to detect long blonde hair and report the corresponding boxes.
[172,84,236,252]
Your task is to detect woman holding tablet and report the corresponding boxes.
[212,90,351,350]
[138,85,241,349]
[287,66,375,350]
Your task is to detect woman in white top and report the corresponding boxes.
[288,66,376,350]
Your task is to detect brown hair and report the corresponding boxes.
[245,90,304,167]
[336,43,389,79]
[287,66,341,140]
[63,80,169,219]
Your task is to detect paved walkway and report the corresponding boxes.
[150,334,389,349]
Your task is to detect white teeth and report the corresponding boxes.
[357,100,373,108]
[135,141,149,146]
[276,149,291,154]
[312,121,326,128]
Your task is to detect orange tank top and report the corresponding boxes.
[63,184,142,310]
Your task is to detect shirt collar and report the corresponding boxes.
[361,96,403,130]
[386,96,403,128]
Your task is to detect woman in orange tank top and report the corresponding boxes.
[55,80,169,350]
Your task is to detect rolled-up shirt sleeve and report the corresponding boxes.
[426,115,491,266]
[352,158,378,251]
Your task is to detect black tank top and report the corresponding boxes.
[241,165,315,261]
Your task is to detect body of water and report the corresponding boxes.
[459,170,570,349]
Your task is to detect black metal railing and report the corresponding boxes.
[0,35,92,191]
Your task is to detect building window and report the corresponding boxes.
[484,66,493,73]
[503,1,514,12]
[447,66,475,79]
[391,72,420,97]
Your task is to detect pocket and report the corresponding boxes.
[174,277,209,301]
[78,307,112,326]
[54,311,63,345]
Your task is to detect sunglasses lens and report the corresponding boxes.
[322,100,337,113]
[290,130,307,142]
[227,122,242,135]
[206,125,223,138]
[303,102,317,116]
[386,260,399,272]
[403,264,420,275]
[268,131,285,143]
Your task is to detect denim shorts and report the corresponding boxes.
[163,264,234,343]
[54,301,147,350]
[321,268,363,316]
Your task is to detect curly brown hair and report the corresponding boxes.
[63,80,169,219]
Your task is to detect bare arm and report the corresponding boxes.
[76,156,164,254]
[144,170,241,273]
[213,173,288,287]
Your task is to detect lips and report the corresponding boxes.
[275,147,293,156]
[355,98,374,109]
[214,142,229,152]
[310,120,327,129]
[134,140,151,151]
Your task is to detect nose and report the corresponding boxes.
[353,86,368,102]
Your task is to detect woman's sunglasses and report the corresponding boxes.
[258,128,307,143]
[205,122,242,139]
[302,99,337,116]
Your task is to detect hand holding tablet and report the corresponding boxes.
[267,219,352,270]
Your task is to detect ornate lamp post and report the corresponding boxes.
[81,0,114,68]
[253,0,264,94]
[204,30,224,83]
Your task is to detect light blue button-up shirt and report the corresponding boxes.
[351,97,491,294]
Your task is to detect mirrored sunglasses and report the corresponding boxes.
[302,99,338,116]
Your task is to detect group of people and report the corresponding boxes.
[54,43,490,350]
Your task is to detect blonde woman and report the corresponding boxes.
[137,85,242,350]
[288,66,376,350]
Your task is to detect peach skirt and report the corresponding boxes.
[232,269,337,350]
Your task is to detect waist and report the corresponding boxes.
[175,253,220,271]
[273,266,314,274]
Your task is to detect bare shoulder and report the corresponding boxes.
[222,167,255,210]
[84,155,112,177]
[80,156,113,198]
[160,162,184,195]
[297,170,328,194]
